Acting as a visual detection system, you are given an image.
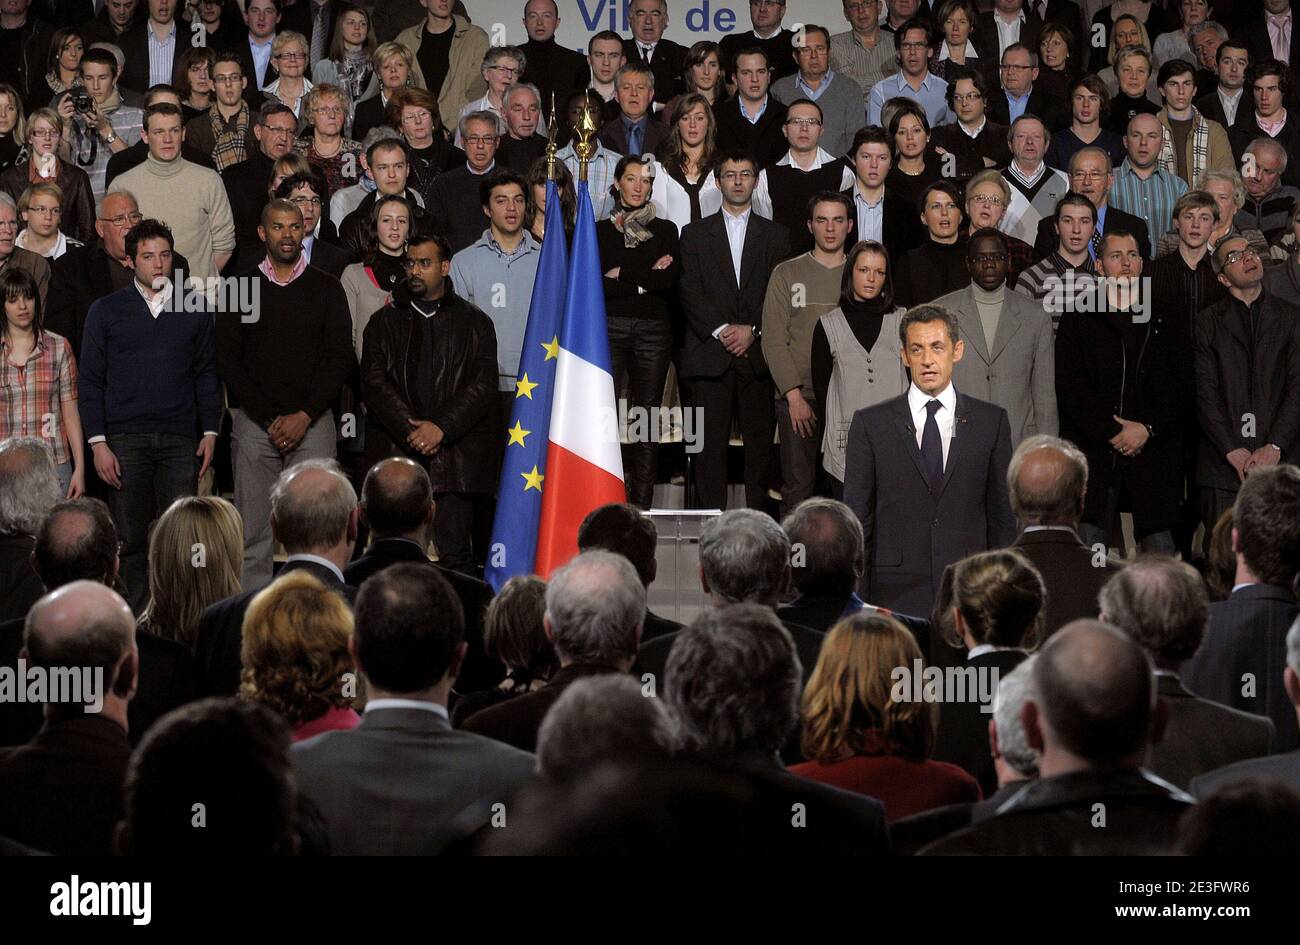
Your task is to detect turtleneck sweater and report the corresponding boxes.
[972,282,1005,352]
[111,155,236,280]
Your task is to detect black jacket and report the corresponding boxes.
[839,185,925,268]
[1193,291,1300,492]
[1011,527,1123,639]
[0,16,56,113]
[339,186,432,262]
[1148,672,1274,790]
[597,115,669,158]
[1032,205,1151,263]
[929,120,1012,182]
[984,86,1066,132]
[0,159,94,243]
[460,663,624,753]
[359,292,499,494]
[221,150,278,266]
[596,216,680,321]
[677,210,790,380]
[0,534,41,625]
[1055,301,1188,532]
[245,237,351,279]
[622,37,688,106]
[890,780,1027,856]
[714,95,789,169]
[777,593,931,649]
[932,648,1029,797]
[637,616,824,688]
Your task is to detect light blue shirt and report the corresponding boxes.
[1006,90,1031,124]
[867,71,952,128]
[250,35,275,90]
[740,95,768,125]
[449,230,542,390]
[558,140,621,220]
[854,189,884,243]
[147,21,177,88]
[796,69,835,102]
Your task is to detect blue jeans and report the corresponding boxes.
[55,461,72,496]
[106,432,198,611]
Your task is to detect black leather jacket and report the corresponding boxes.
[360,291,500,493]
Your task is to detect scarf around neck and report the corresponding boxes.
[611,201,657,248]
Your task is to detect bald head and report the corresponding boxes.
[24,580,137,714]
[269,459,358,554]
[1032,619,1155,766]
[34,498,118,588]
[360,457,433,538]
[1008,435,1088,526]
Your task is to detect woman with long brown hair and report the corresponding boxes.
[650,92,721,230]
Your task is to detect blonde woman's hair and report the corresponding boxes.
[1107,14,1152,66]
[239,569,356,726]
[140,496,243,649]
[272,30,309,60]
[372,41,414,78]
[0,85,27,145]
[801,612,936,764]
[949,549,1046,651]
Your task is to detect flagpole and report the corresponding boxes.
[545,92,558,182]
[573,94,599,184]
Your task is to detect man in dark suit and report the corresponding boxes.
[922,621,1194,855]
[221,103,298,268]
[0,498,192,749]
[0,439,59,625]
[665,602,890,854]
[842,125,924,267]
[983,43,1066,131]
[233,0,281,105]
[518,0,589,117]
[461,551,642,752]
[622,0,688,108]
[717,0,797,81]
[1100,557,1275,789]
[597,61,668,157]
[74,0,144,45]
[292,563,534,854]
[972,5,1040,85]
[1032,146,1152,262]
[1239,4,1300,91]
[843,304,1017,618]
[117,0,182,95]
[241,170,351,277]
[1193,38,1250,132]
[576,503,681,644]
[715,47,790,169]
[1185,464,1300,750]
[0,580,136,855]
[1229,60,1300,187]
[344,457,501,694]
[678,149,789,511]
[1007,434,1123,639]
[194,459,359,697]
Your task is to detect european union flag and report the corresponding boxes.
[485,181,568,591]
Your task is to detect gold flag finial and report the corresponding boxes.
[575,99,599,183]
[545,92,559,181]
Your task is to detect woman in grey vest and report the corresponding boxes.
[812,240,909,498]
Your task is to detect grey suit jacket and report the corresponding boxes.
[1191,749,1300,798]
[938,285,1058,446]
[292,706,535,855]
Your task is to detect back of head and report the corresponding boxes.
[353,562,464,694]
[483,574,556,678]
[993,654,1040,779]
[576,502,658,588]
[951,549,1046,649]
[1007,435,1088,527]
[23,580,136,714]
[269,459,357,554]
[1233,464,1300,587]
[34,498,117,589]
[802,612,932,763]
[536,674,676,782]
[1033,619,1155,765]
[666,602,801,759]
[1098,556,1208,669]
[1179,781,1300,856]
[700,509,791,606]
[360,457,432,538]
[545,550,645,667]
[119,698,297,855]
[781,498,864,598]
[0,437,61,537]
[142,495,244,647]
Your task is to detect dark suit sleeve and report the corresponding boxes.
[1264,317,1300,452]
[429,315,498,442]
[678,225,720,342]
[842,409,877,576]
[1055,311,1120,446]
[985,408,1016,548]
[1193,308,1237,457]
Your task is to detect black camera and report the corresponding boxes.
[71,90,95,114]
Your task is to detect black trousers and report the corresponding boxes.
[607,314,672,509]
[689,356,774,511]
[433,491,477,575]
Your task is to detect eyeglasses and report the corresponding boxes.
[1224,248,1259,265]
[785,117,822,127]
[30,129,59,139]
[491,65,520,75]
[213,74,244,84]
[290,196,323,208]
[969,194,1004,207]
[1072,170,1107,181]
[313,106,345,116]
[100,211,144,228]
[970,252,1007,263]
[952,92,982,103]
[265,125,296,136]
[1001,63,1034,71]
[402,257,439,269]
[27,205,60,216]
[277,51,307,61]
[464,134,497,146]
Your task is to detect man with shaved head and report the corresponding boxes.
[0,581,137,855]
[194,459,359,697]
[1006,434,1123,639]
[922,620,1194,855]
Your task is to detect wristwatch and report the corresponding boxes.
[102,129,117,144]
[751,324,762,338]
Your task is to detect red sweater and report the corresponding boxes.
[791,754,982,822]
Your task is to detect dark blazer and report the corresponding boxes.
[597,114,669,158]
[194,559,358,697]
[641,608,682,643]
[714,94,789,169]
[1012,527,1123,639]
[840,185,925,269]
[843,390,1017,617]
[919,768,1194,854]
[350,93,388,143]
[459,663,624,753]
[1184,583,1300,751]
[343,537,503,694]
[972,12,1041,87]
[777,592,931,648]
[233,32,279,106]
[1240,15,1300,90]
[1032,205,1151,262]
[890,780,1027,856]
[984,86,1066,132]
[622,37,689,106]
[637,616,824,688]
[1191,749,1300,798]
[677,210,790,380]
[932,648,1029,797]
[221,150,278,263]
[0,715,130,855]
[1193,89,1237,133]
[1148,672,1275,790]
[292,705,535,854]
[117,21,180,93]
[1229,109,1300,187]
[0,534,40,625]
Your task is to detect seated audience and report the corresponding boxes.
[0,437,62,623]
[577,502,682,643]
[534,674,676,783]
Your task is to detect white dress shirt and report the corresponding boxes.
[994,9,1025,56]
[752,147,856,218]
[364,698,450,720]
[1218,86,1243,126]
[713,205,751,336]
[907,381,957,468]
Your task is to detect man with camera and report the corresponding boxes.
[56,47,142,210]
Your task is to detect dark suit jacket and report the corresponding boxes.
[459,663,623,753]
[972,11,1041,85]
[932,648,1029,797]
[1229,108,1300,187]
[343,537,503,694]
[1012,527,1123,640]
[890,779,1027,856]
[1149,672,1274,790]
[777,592,931,649]
[623,37,689,106]
[597,115,669,157]
[637,616,824,688]
[677,210,790,380]
[222,150,278,263]
[840,185,924,269]
[233,32,279,105]
[1032,205,1152,262]
[1240,15,1300,89]
[194,558,358,697]
[843,390,1017,617]
[985,85,1065,131]
[714,94,789,169]
[1191,748,1300,798]
[1193,89,1236,133]
[117,21,182,93]
[0,715,130,855]
[1184,583,1300,751]
[641,607,682,643]
[920,768,1194,854]
[292,705,535,854]
[0,534,40,625]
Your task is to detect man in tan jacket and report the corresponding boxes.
[395,1,488,130]
[1156,58,1233,190]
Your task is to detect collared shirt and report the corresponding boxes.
[739,94,768,124]
[1258,108,1288,137]
[285,553,347,583]
[907,381,957,467]
[939,40,978,62]
[829,28,896,101]
[867,70,952,128]
[1269,9,1293,63]
[250,34,275,89]
[620,113,649,156]
[0,330,76,464]
[1108,160,1189,247]
[752,147,856,219]
[259,251,309,286]
[558,140,620,220]
[795,69,835,102]
[148,20,177,88]
[135,278,172,319]
[1023,525,1079,533]
[1005,89,1032,124]
[994,8,1026,56]
[968,643,1023,660]
[637,41,657,63]
[1218,87,1243,126]
[265,76,314,117]
[854,187,884,243]
[14,230,78,260]
[714,204,751,336]
[364,698,450,720]
[1007,160,1046,188]
[449,229,542,389]
[959,116,987,139]
[1231,581,1257,594]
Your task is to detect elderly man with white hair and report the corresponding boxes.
[0,438,64,623]
[496,82,550,174]
[462,550,644,753]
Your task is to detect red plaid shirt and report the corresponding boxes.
[0,330,77,464]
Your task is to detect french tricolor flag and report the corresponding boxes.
[535,182,627,576]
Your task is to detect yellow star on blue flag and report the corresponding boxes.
[521,465,544,492]
[506,420,530,447]
[515,373,538,399]
[542,336,559,360]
